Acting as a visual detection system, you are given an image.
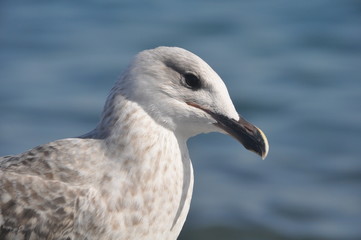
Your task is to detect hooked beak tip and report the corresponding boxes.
[256,127,269,160]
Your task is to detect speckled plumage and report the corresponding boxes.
[0,47,268,240]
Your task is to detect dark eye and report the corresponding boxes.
[184,73,201,90]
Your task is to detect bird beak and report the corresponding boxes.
[187,102,269,159]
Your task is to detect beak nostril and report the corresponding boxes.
[244,125,254,133]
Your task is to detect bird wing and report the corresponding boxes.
[0,141,90,240]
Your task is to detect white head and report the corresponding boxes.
[116,47,268,158]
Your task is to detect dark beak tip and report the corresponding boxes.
[231,124,269,160]
[213,114,269,160]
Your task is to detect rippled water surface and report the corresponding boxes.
[1,1,360,239]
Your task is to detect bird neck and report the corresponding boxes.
[84,92,194,235]
[93,93,188,162]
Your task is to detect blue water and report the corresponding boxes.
[1,0,360,239]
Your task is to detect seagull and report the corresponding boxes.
[0,46,269,240]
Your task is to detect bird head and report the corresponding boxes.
[119,46,269,159]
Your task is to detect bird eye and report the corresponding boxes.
[184,73,201,90]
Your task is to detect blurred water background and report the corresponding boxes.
[0,0,360,239]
